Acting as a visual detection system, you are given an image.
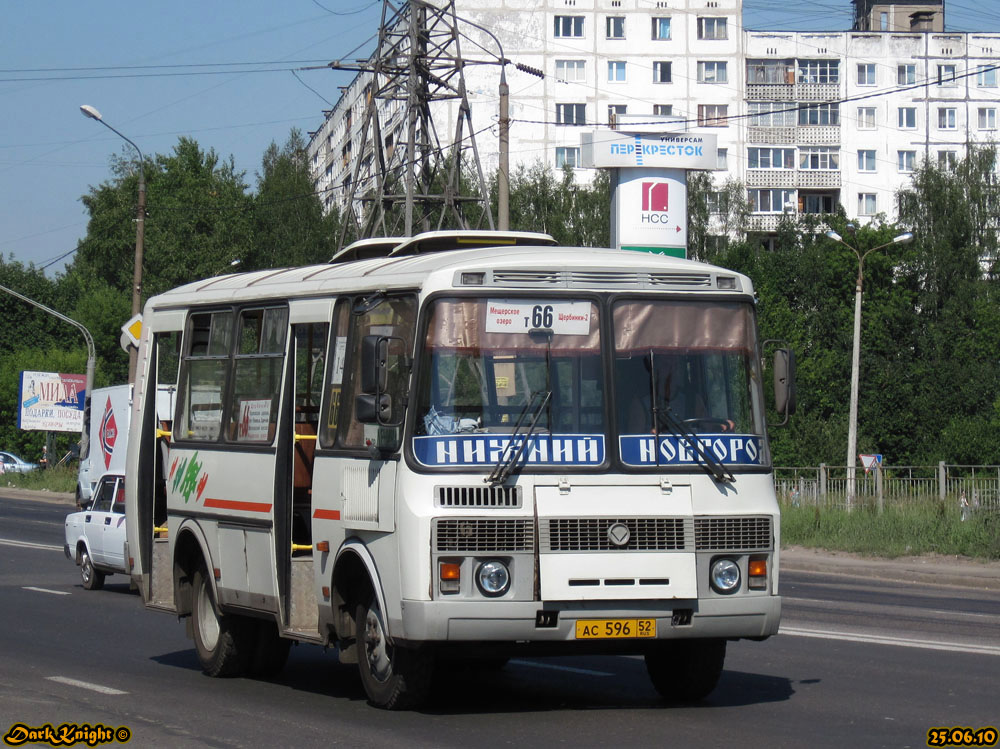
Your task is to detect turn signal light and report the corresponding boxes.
[749,559,767,577]
[315,541,330,553]
[748,557,768,590]
[439,561,461,594]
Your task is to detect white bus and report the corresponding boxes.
[125,231,794,709]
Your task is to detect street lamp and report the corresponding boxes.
[80,105,146,383]
[825,228,914,507]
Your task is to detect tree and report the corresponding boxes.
[250,130,341,269]
[506,163,610,246]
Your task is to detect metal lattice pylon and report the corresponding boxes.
[336,0,494,246]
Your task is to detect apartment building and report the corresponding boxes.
[307,0,1000,231]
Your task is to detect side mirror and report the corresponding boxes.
[773,348,797,421]
[355,393,392,424]
[356,334,406,427]
[360,335,388,395]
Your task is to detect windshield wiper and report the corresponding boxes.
[647,351,734,485]
[486,389,551,486]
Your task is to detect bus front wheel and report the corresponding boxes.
[645,638,727,702]
[191,566,250,677]
[355,594,433,709]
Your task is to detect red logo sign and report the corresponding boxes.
[641,181,670,212]
[100,396,118,469]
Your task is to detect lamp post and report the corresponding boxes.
[0,283,96,463]
[825,228,913,507]
[80,105,145,383]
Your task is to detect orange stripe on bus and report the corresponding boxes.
[203,498,273,513]
[313,509,341,520]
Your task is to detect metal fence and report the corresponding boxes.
[775,463,1000,513]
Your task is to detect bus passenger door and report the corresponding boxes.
[279,320,329,637]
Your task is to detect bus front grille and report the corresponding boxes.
[436,485,522,508]
[694,516,773,551]
[541,518,689,552]
[434,519,534,552]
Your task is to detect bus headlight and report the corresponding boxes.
[476,560,510,597]
[710,558,741,594]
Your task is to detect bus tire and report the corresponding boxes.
[80,549,104,591]
[645,638,726,702]
[191,566,251,677]
[356,594,433,710]
[249,620,291,678]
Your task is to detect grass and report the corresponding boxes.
[781,498,1000,560]
[3,465,77,494]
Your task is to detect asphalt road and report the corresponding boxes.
[1,494,998,748]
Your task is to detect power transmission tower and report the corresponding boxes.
[333,0,494,246]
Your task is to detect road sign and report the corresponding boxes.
[859,454,883,473]
[121,314,142,349]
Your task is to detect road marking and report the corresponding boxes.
[781,626,1000,656]
[788,596,999,620]
[0,538,62,552]
[46,676,128,695]
[509,660,614,676]
[23,586,70,596]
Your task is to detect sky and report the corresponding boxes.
[0,0,993,276]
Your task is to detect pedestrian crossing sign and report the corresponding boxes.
[859,454,883,473]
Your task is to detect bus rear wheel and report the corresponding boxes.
[191,566,251,677]
[355,593,434,709]
[645,638,727,702]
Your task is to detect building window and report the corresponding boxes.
[858,193,877,215]
[798,60,839,84]
[858,149,877,172]
[555,59,586,81]
[977,65,997,87]
[898,107,916,129]
[857,63,876,85]
[706,191,724,214]
[937,107,957,129]
[554,15,584,38]
[748,101,797,127]
[652,17,671,40]
[938,150,957,170]
[880,11,889,30]
[747,59,795,84]
[937,64,957,86]
[799,146,840,170]
[717,148,728,169]
[606,16,625,39]
[802,194,836,214]
[897,64,916,85]
[898,150,916,172]
[698,61,728,83]
[653,104,673,116]
[858,107,876,129]
[607,104,627,124]
[698,104,728,127]
[748,188,795,213]
[799,103,840,126]
[979,107,997,130]
[555,147,581,168]
[697,17,727,40]
[556,103,586,125]
[653,61,672,83]
[608,61,626,82]
[748,147,795,169]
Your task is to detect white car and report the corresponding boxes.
[64,473,127,590]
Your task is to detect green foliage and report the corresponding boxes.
[781,499,1000,559]
[2,464,77,493]
[506,163,610,246]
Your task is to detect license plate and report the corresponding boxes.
[575,618,656,639]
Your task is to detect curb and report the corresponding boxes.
[780,545,1000,592]
[1,487,75,505]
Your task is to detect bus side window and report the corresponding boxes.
[176,311,233,442]
[227,307,289,444]
[319,302,349,449]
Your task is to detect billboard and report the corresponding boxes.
[581,130,718,170]
[611,168,688,257]
[18,371,87,432]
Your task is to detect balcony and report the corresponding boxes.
[748,214,793,232]
[748,126,840,145]
[745,170,841,189]
[746,82,840,101]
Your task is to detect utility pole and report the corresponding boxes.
[331,0,495,246]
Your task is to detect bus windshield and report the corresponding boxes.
[413,297,605,469]
[613,298,769,469]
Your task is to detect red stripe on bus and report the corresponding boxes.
[203,498,273,513]
[313,509,341,520]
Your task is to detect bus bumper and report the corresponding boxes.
[395,595,781,645]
